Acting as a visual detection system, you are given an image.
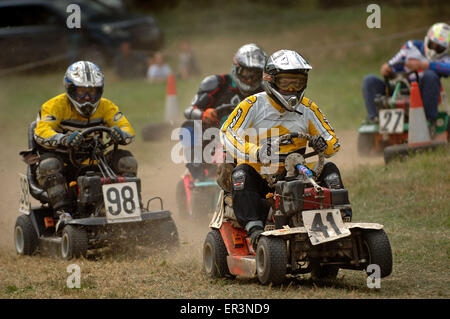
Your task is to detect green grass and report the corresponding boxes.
[0,2,449,299]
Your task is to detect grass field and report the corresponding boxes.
[0,2,449,300]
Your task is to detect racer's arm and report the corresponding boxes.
[428,56,450,76]
[305,100,340,157]
[34,101,66,148]
[384,40,426,76]
[220,96,259,162]
[102,99,135,142]
[405,57,450,76]
[184,75,224,119]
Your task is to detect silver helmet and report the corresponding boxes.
[231,44,267,96]
[64,61,104,118]
[263,50,312,111]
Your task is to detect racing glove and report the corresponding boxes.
[202,108,219,127]
[257,141,278,165]
[61,131,83,148]
[309,135,327,153]
[111,126,133,145]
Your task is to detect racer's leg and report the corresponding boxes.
[419,70,440,122]
[106,149,138,177]
[317,162,352,221]
[317,162,345,189]
[231,164,272,247]
[180,119,207,180]
[36,153,72,212]
[362,74,386,121]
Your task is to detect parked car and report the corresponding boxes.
[0,0,163,72]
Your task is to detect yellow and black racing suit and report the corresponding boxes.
[220,92,346,231]
[33,93,136,213]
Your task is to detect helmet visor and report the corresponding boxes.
[427,40,447,54]
[237,66,263,87]
[275,73,307,92]
[73,87,102,102]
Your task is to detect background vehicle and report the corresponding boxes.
[357,70,449,160]
[15,124,178,259]
[176,104,236,224]
[0,0,163,72]
[203,133,393,285]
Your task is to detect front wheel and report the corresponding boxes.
[256,236,287,285]
[14,214,38,256]
[203,230,230,278]
[362,229,393,278]
[61,225,88,260]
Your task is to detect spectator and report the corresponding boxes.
[178,40,201,79]
[147,51,172,83]
[113,41,147,79]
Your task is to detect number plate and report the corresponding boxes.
[302,209,351,245]
[19,174,31,214]
[379,109,404,134]
[102,182,142,222]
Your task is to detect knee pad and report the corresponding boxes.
[36,157,64,187]
[37,158,70,210]
[116,156,138,176]
[324,172,343,189]
[231,169,246,191]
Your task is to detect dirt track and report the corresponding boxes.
[0,129,383,253]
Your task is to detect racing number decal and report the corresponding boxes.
[19,174,31,214]
[379,109,404,133]
[310,212,342,237]
[103,182,141,221]
[105,186,136,215]
[302,209,351,245]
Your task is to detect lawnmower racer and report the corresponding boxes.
[362,22,450,128]
[220,49,347,248]
[32,61,136,230]
[181,43,267,180]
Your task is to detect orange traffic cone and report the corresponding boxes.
[408,81,431,146]
[164,74,179,123]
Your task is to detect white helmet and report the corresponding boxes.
[231,44,267,96]
[263,50,312,111]
[424,22,449,61]
[64,61,104,118]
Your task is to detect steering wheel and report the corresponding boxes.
[68,126,118,167]
[262,132,325,182]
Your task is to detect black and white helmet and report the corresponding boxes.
[231,44,267,96]
[64,61,104,118]
[263,50,312,111]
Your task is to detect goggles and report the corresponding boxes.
[427,40,447,54]
[275,73,307,91]
[73,87,101,101]
[237,66,262,84]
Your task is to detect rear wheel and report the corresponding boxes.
[61,225,88,260]
[362,229,393,278]
[14,214,38,256]
[256,236,287,285]
[203,230,230,278]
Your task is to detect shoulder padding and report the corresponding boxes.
[199,75,222,93]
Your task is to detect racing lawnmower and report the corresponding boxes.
[203,133,392,285]
[15,123,179,260]
[176,104,236,223]
[357,70,449,162]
